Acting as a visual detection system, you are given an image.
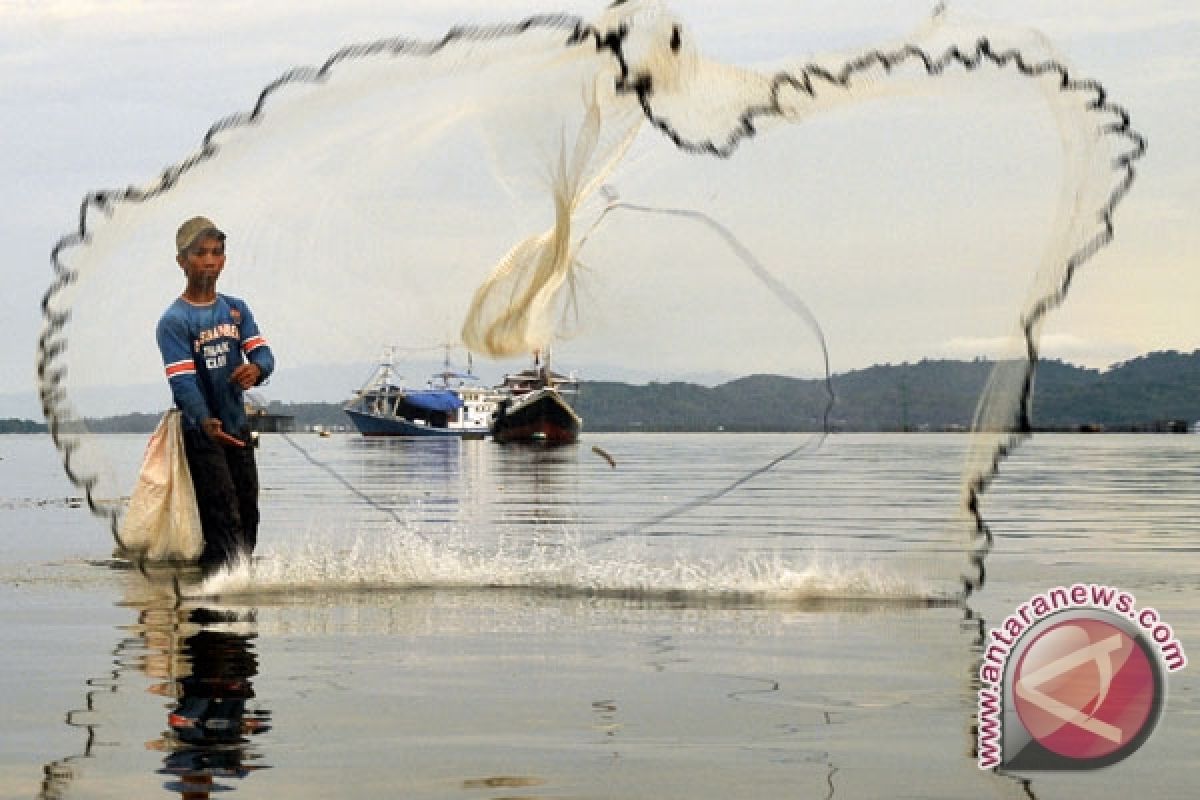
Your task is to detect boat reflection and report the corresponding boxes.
[490,442,581,531]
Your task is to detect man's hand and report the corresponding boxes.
[230,363,262,390]
[202,417,245,448]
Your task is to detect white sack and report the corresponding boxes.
[119,410,204,561]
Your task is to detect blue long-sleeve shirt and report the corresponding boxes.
[156,294,275,433]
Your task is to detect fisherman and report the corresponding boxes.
[156,217,275,570]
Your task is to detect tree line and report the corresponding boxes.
[4,350,1198,434]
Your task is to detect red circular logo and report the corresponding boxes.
[1012,617,1158,761]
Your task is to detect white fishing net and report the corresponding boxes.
[38,1,1144,595]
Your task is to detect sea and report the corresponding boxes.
[0,432,1195,799]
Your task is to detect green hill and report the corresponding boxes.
[9,350,1199,433]
[575,351,1200,432]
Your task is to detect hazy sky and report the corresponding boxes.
[3,0,1197,415]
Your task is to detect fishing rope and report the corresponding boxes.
[278,431,430,540]
[576,199,834,543]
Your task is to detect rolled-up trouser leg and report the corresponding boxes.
[183,428,245,568]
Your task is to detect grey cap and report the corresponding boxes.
[176,216,225,254]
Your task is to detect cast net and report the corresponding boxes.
[37,2,1143,598]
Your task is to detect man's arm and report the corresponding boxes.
[156,314,211,428]
[201,417,246,447]
[234,300,275,387]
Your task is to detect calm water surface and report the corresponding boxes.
[0,433,1195,799]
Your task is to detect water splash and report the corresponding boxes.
[193,528,941,608]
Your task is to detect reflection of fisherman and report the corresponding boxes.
[39,581,272,800]
[148,607,272,797]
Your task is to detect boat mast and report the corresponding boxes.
[379,345,395,387]
[539,348,553,388]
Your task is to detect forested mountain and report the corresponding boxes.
[576,351,1200,432]
[6,350,1198,433]
[0,418,48,433]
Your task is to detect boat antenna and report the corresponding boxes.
[376,345,395,388]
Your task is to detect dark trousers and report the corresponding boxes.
[183,427,259,568]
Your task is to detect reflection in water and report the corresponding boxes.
[22,434,1197,798]
[39,572,271,799]
[38,655,120,800]
[147,606,272,796]
[964,605,1039,800]
[491,442,581,531]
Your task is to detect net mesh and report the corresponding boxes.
[37,2,1144,596]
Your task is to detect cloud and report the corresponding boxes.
[936,333,1141,369]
